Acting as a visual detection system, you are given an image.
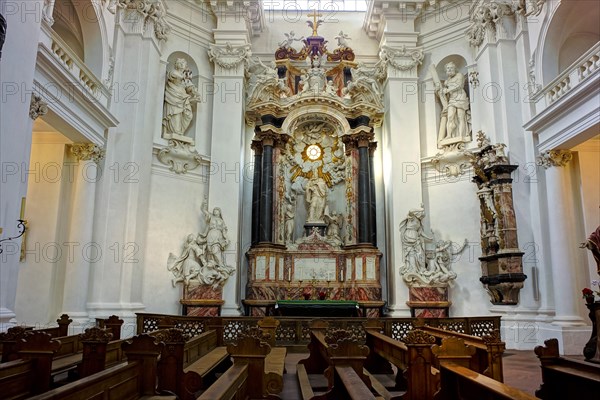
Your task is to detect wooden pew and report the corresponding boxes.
[432,336,536,400]
[26,334,171,400]
[96,315,124,340]
[534,338,600,399]
[257,317,287,395]
[0,331,61,398]
[297,320,375,399]
[0,314,72,363]
[363,322,440,400]
[198,326,275,400]
[151,326,231,400]
[436,363,537,400]
[418,324,505,382]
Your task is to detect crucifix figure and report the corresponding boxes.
[307,10,323,36]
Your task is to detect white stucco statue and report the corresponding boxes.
[399,207,432,278]
[167,233,205,287]
[162,58,200,141]
[284,194,296,244]
[324,211,344,246]
[434,61,470,142]
[200,199,231,271]
[305,169,329,223]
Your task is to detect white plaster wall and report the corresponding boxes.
[423,176,490,316]
[15,133,72,326]
[142,166,209,315]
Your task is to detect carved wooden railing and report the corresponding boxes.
[136,313,501,348]
[38,24,111,109]
[535,41,600,107]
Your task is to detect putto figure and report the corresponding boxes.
[162,58,200,140]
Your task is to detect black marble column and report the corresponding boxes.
[357,141,371,244]
[259,137,274,243]
[250,141,262,246]
[369,142,377,246]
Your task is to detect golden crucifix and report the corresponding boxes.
[307,10,323,36]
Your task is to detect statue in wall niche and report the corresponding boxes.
[432,62,471,144]
[399,207,432,278]
[305,169,329,223]
[162,58,200,141]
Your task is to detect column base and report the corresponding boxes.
[384,304,411,317]
[221,304,242,316]
[0,307,16,332]
[86,302,145,338]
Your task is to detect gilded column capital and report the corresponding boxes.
[536,150,573,169]
[70,143,106,164]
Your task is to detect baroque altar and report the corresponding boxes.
[244,19,384,316]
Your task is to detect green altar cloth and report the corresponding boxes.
[275,300,359,317]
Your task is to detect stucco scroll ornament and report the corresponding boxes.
[465,0,516,47]
[29,94,48,120]
[535,149,572,169]
[71,143,106,164]
[209,42,252,70]
[157,140,203,174]
[116,0,171,41]
[379,45,424,72]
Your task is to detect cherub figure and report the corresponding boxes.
[279,31,304,49]
[334,31,351,48]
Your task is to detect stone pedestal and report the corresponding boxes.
[407,286,451,318]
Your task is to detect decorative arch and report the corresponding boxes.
[52,0,109,80]
[538,1,600,85]
[281,104,351,137]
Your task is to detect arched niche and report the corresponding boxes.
[431,55,471,145]
[52,0,107,79]
[281,104,351,137]
[163,52,201,141]
[540,2,600,85]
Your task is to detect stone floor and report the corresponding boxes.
[280,350,543,399]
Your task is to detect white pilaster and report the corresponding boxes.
[88,5,164,330]
[380,15,423,317]
[61,153,100,331]
[0,0,44,330]
[540,150,586,326]
[207,2,252,316]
